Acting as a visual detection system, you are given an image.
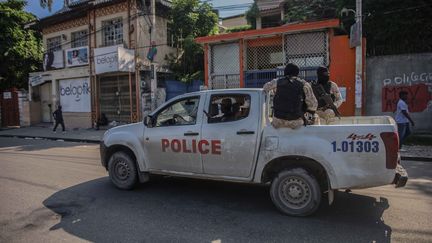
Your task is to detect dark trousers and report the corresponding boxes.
[53,120,65,131]
[397,123,410,148]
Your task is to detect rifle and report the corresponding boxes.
[316,84,341,119]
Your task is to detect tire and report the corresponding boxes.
[108,151,138,190]
[270,168,321,216]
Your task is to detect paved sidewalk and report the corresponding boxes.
[0,125,105,143]
[400,145,432,161]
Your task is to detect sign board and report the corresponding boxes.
[94,45,135,74]
[66,46,89,67]
[59,78,91,112]
[43,50,64,71]
[350,22,361,48]
[29,75,45,87]
[3,92,12,99]
[339,86,347,102]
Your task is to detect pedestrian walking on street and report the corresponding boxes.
[52,105,66,133]
[395,91,415,150]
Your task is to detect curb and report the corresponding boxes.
[401,156,432,162]
[0,134,100,144]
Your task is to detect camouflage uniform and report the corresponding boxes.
[316,81,343,124]
[263,77,318,129]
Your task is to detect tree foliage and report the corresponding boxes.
[245,1,259,29]
[166,0,218,83]
[0,0,43,89]
[245,0,432,56]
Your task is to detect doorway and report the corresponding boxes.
[40,82,52,123]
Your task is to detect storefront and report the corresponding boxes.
[94,45,137,124]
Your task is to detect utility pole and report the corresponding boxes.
[354,0,363,115]
[150,0,158,111]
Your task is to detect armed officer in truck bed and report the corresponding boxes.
[312,66,343,124]
[263,63,318,129]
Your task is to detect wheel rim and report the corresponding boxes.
[114,160,130,181]
[278,176,312,210]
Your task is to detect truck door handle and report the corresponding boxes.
[184,132,199,136]
[237,130,255,135]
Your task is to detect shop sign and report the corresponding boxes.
[94,45,135,74]
[43,50,64,71]
[65,46,89,67]
[3,92,12,99]
[59,78,91,112]
[29,75,45,87]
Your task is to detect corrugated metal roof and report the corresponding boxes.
[257,0,284,11]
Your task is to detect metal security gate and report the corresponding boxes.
[98,75,136,123]
[0,89,19,127]
[209,43,240,89]
[244,31,328,88]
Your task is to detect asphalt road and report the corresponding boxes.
[0,137,431,243]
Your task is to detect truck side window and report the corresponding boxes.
[155,97,200,127]
[208,94,250,123]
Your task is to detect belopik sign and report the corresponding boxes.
[59,78,91,112]
[94,45,135,74]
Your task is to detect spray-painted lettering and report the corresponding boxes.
[381,84,432,112]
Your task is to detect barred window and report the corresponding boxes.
[102,18,123,46]
[47,36,61,52]
[71,30,88,48]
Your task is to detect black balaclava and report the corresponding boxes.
[317,66,330,84]
[284,63,300,77]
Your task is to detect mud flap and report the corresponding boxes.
[393,164,408,188]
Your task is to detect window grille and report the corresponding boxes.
[284,31,328,67]
[102,18,123,46]
[47,36,62,52]
[71,30,88,48]
[209,42,240,89]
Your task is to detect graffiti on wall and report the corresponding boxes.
[382,72,432,86]
[382,83,432,112]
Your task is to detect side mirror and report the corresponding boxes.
[144,115,154,128]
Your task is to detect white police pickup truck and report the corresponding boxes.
[100,88,407,216]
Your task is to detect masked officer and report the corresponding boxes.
[263,63,318,129]
[313,66,343,124]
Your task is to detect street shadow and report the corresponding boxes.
[0,137,95,151]
[43,177,392,243]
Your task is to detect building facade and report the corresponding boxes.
[28,0,175,128]
[196,19,366,116]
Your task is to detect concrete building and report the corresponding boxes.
[196,19,366,116]
[255,0,285,29]
[221,14,247,29]
[28,0,175,128]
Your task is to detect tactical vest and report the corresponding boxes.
[313,82,336,108]
[273,77,305,120]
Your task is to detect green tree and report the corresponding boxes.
[246,0,432,55]
[0,0,43,89]
[245,1,259,29]
[166,0,218,83]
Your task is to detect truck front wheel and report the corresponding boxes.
[108,151,138,190]
[270,168,321,216]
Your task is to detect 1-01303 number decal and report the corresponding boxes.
[331,140,379,153]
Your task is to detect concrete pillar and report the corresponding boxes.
[52,79,58,107]
[17,90,30,126]
[256,16,262,29]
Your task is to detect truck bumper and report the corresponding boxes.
[100,142,108,169]
[393,164,408,188]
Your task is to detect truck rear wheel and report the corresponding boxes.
[270,168,321,216]
[108,151,138,190]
